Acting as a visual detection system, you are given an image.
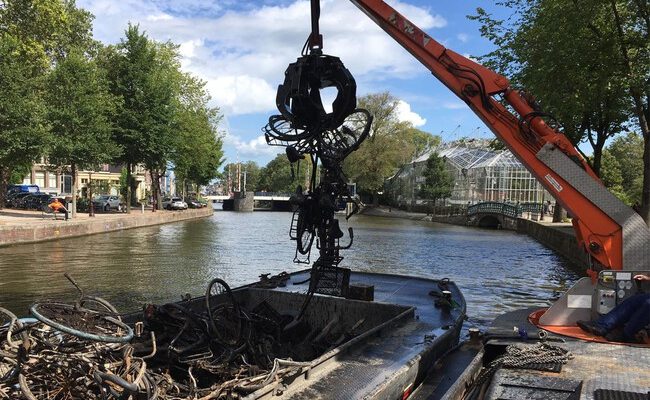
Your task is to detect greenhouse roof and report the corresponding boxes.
[413,142,526,170]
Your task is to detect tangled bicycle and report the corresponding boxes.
[263,0,372,315]
[0,273,336,399]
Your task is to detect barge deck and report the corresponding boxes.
[243,270,466,399]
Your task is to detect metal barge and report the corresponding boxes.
[124,269,467,400]
[241,270,466,399]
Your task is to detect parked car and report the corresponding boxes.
[93,195,121,212]
[188,199,203,209]
[162,197,188,210]
[8,192,33,208]
[24,193,52,210]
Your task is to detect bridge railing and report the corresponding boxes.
[467,201,521,218]
[466,201,545,218]
[253,191,292,198]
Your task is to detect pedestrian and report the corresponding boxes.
[49,198,69,220]
[543,201,549,215]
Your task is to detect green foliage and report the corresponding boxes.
[0,33,49,206]
[419,153,453,201]
[222,161,261,192]
[257,154,295,193]
[45,48,118,171]
[343,92,439,195]
[469,0,629,173]
[9,164,31,184]
[0,0,96,71]
[172,74,224,187]
[601,131,644,205]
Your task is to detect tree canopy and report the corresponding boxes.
[470,0,650,224]
[601,132,644,206]
[420,153,454,203]
[257,154,296,193]
[0,0,95,208]
[343,92,439,199]
[45,48,118,216]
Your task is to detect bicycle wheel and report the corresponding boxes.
[318,108,372,160]
[30,302,133,343]
[205,279,241,345]
[296,206,315,255]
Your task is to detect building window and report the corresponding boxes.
[81,178,88,184]
[34,172,45,188]
[61,175,73,194]
[23,175,31,185]
[49,173,57,189]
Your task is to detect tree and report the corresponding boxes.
[102,25,178,211]
[45,48,118,217]
[172,74,224,197]
[601,131,644,206]
[470,0,629,175]
[221,161,260,192]
[0,0,95,208]
[257,154,296,193]
[471,0,650,224]
[242,161,261,192]
[419,153,453,204]
[606,0,650,223]
[0,34,48,208]
[343,92,439,203]
[102,25,153,212]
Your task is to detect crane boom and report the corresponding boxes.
[349,0,650,274]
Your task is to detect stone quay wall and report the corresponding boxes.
[515,219,589,269]
[431,213,588,269]
[0,207,213,247]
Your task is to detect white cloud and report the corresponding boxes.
[386,0,447,28]
[205,76,277,115]
[78,0,448,116]
[457,33,469,43]
[224,133,279,158]
[443,101,466,110]
[462,53,479,62]
[146,13,173,22]
[395,100,426,127]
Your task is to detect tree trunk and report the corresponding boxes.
[552,202,567,223]
[126,163,132,214]
[636,148,650,224]
[157,168,165,211]
[151,170,157,212]
[592,143,604,176]
[71,163,77,218]
[0,167,10,210]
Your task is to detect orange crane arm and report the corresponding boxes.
[349,0,650,273]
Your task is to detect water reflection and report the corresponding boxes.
[0,210,580,329]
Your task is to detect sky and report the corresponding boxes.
[77,0,513,165]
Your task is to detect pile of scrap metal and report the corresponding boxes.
[263,0,372,311]
[0,274,364,399]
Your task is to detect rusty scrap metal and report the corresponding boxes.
[0,274,366,399]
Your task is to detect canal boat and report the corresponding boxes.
[118,269,467,399]
[238,269,467,399]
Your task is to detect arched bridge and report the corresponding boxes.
[467,202,542,229]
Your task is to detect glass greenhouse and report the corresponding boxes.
[385,139,552,207]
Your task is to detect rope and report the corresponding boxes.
[462,343,572,400]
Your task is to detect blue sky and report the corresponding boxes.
[77,0,513,165]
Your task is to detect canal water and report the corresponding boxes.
[0,209,580,329]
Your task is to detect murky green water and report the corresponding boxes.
[0,208,580,328]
